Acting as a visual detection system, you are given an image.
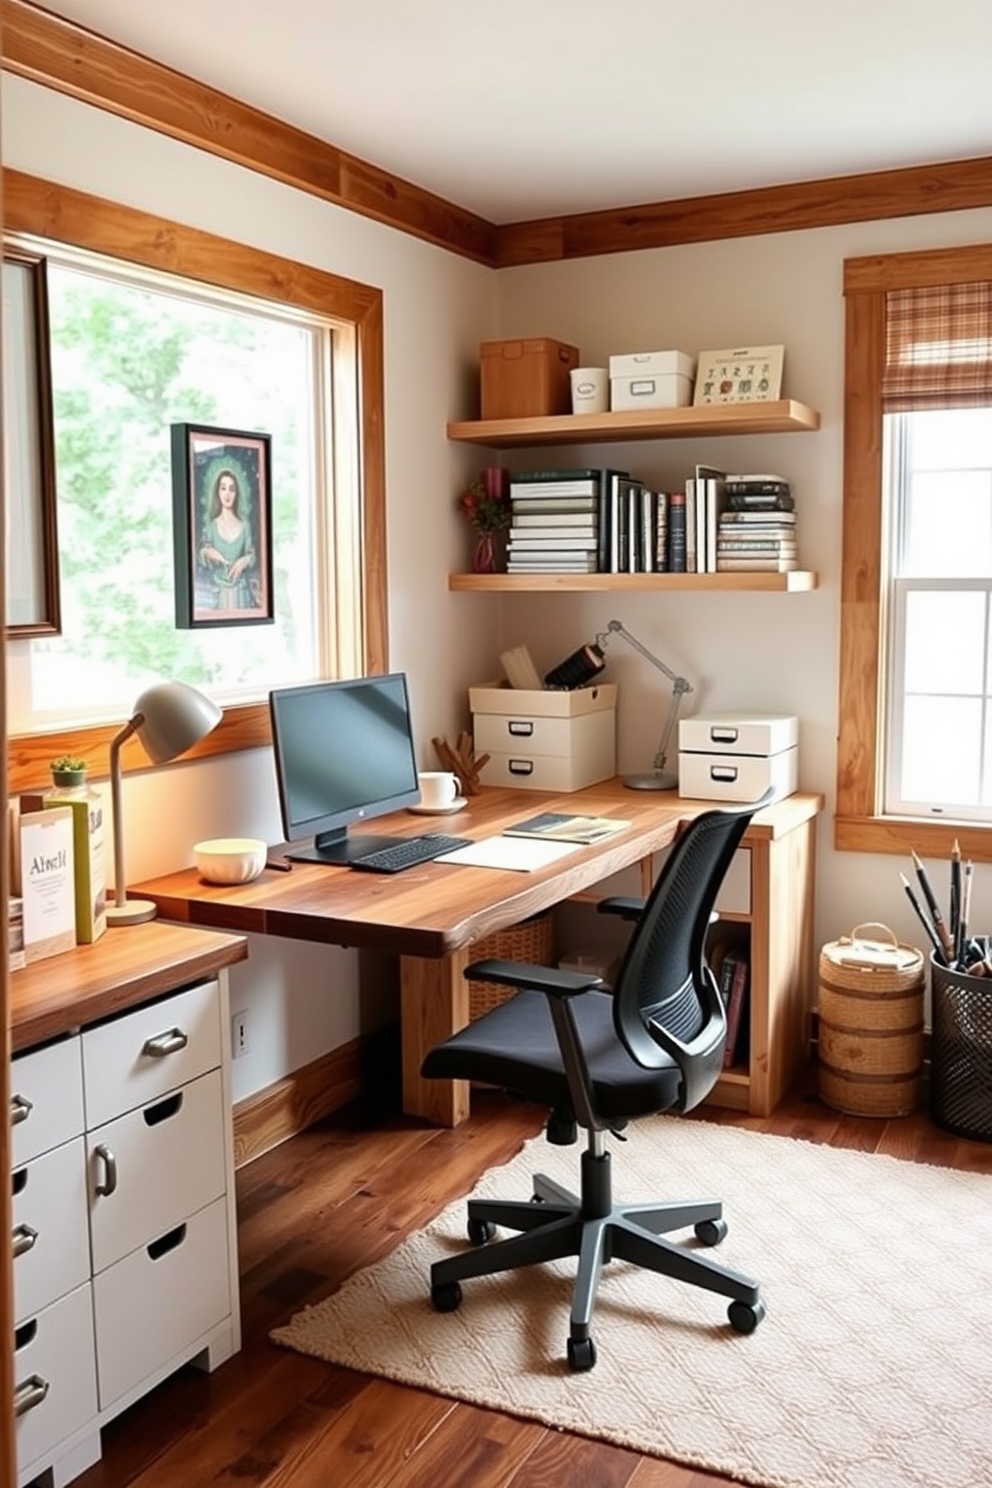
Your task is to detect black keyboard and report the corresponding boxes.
[348,834,473,874]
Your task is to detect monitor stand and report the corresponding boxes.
[284,827,408,866]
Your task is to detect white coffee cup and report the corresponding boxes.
[570,366,609,414]
[417,770,459,809]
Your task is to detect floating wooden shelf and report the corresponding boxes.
[449,571,818,593]
[446,398,820,449]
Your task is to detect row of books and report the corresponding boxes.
[504,467,798,575]
[712,938,751,1070]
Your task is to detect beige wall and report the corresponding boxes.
[6,71,992,1088]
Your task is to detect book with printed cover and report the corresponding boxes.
[503,813,629,844]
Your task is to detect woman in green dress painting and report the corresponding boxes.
[198,467,256,611]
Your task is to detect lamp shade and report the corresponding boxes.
[131,681,223,764]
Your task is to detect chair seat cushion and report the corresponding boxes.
[421,989,684,1120]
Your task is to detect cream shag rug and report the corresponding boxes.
[272,1118,992,1488]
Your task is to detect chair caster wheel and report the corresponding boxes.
[567,1335,597,1371]
[728,1298,765,1334]
[431,1281,463,1313]
[695,1217,727,1247]
[468,1218,496,1245]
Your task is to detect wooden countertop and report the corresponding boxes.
[11,920,248,1052]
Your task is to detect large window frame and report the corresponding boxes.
[837,240,992,860]
[3,168,388,798]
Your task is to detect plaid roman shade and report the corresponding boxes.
[882,281,992,412]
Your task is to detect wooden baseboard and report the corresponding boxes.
[231,1022,400,1168]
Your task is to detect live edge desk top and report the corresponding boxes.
[133,781,822,1127]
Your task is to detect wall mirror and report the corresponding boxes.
[3,248,61,636]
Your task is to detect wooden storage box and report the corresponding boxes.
[480,338,580,420]
[470,681,617,792]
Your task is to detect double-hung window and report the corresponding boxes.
[837,244,992,857]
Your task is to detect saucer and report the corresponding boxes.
[407,797,467,815]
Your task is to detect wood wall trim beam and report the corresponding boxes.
[0,0,498,266]
[4,3,991,268]
[496,157,992,266]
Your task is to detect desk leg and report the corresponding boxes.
[400,948,471,1127]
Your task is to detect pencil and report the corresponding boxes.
[958,860,973,968]
[950,838,961,948]
[911,850,955,963]
[900,872,945,963]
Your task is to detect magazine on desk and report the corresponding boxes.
[503,812,630,844]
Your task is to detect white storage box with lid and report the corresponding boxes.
[609,350,696,412]
[470,681,617,791]
[678,712,798,803]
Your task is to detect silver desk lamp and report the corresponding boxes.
[545,619,693,791]
[108,680,223,926]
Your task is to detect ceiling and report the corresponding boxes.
[26,0,992,225]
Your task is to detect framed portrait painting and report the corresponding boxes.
[171,423,274,628]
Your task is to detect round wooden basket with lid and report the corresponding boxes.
[818,922,925,1117]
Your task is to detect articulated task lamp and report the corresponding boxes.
[545,618,693,790]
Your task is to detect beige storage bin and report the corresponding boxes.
[817,923,925,1117]
[470,681,617,792]
[479,338,580,420]
[678,711,798,803]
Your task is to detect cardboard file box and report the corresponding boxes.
[470,681,617,791]
[480,338,580,420]
[609,350,695,412]
[678,712,798,803]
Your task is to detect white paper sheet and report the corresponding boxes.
[434,835,582,871]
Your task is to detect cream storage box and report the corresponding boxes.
[609,350,695,412]
[470,682,617,791]
[678,712,798,803]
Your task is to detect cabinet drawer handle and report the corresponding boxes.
[142,1028,189,1058]
[508,759,534,776]
[94,1142,118,1196]
[710,766,739,782]
[147,1221,187,1260]
[14,1374,50,1417]
[10,1094,33,1127]
[143,1091,183,1127]
[12,1223,38,1259]
[507,720,533,737]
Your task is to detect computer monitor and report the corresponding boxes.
[269,673,422,864]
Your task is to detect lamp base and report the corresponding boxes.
[623,771,678,791]
[106,899,159,926]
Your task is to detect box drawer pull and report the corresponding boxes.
[142,1027,189,1058]
[147,1221,187,1261]
[710,766,740,782]
[10,1093,33,1127]
[507,720,534,737]
[143,1091,183,1127]
[94,1142,118,1196]
[12,1167,27,1196]
[12,1222,38,1258]
[709,727,740,744]
[508,759,534,776]
[14,1374,50,1417]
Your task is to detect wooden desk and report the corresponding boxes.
[133,782,822,1127]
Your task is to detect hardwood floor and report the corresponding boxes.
[65,1067,992,1488]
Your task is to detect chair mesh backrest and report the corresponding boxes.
[611,801,760,1076]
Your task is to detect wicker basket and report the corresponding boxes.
[818,923,925,1117]
[468,911,555,1020]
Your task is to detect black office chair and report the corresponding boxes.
[420,794,770,1370]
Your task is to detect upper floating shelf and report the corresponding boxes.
[446,399,821,449]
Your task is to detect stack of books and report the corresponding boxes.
[715,474,797,573]
[506,469,601,573]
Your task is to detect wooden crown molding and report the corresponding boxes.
[3,0,992,266]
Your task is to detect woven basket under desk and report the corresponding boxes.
[467,911,556,1021]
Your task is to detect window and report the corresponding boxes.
[837,242,992,859]
[4,168,388,798]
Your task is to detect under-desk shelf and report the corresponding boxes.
[446,399,820,448]
[449,571,818,593]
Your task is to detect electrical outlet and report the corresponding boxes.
[232,1010,250,1059]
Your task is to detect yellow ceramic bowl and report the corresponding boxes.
[193,837,267,885]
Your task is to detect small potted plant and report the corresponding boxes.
[457,467,511,573]
[49,754,89,789]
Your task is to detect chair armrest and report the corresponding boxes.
[597,896,645,922]
[464,958,603,999]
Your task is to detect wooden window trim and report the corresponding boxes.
[3,167,388,797]
[837,240,992,861]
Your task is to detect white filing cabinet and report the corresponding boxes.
[12,973,241,1488]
